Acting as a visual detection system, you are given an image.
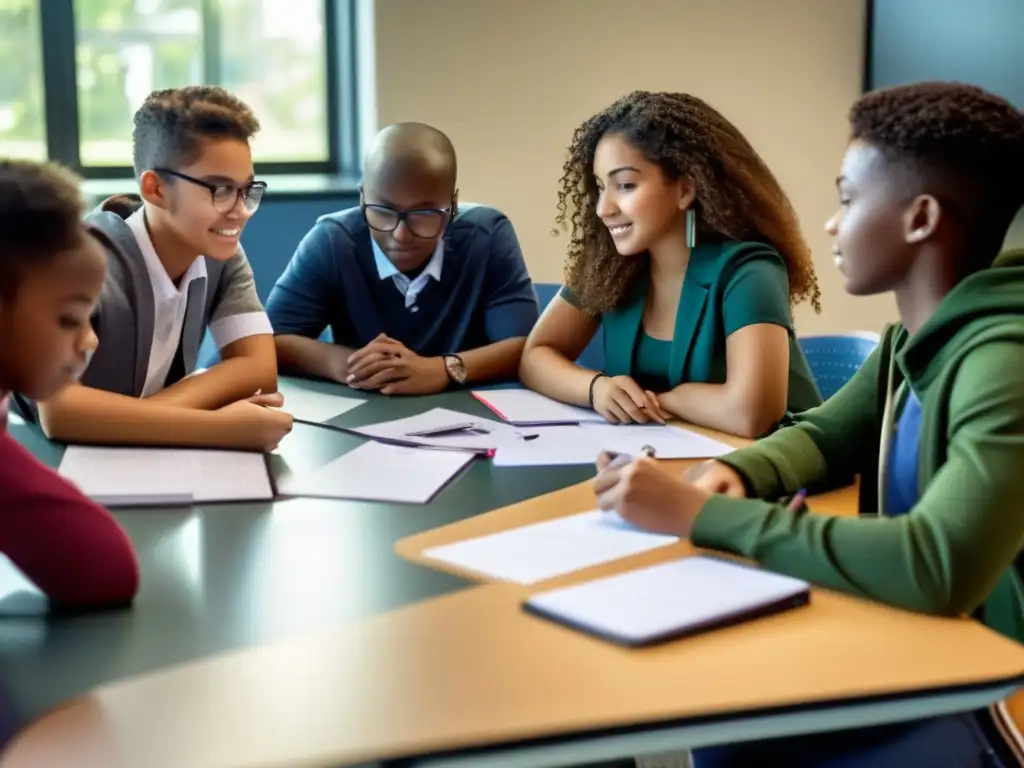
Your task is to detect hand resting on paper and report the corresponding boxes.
[217,400,294,452]
[591,375,671,425]
[345,334,449,396]
[593,451,710,537]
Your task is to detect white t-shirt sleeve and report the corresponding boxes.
[209,244,273,349]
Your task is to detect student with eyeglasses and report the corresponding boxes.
[31,86,293,452]
[266,122,539,395]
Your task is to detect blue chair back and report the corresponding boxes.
[534,283,605,372]
[799,332,881,400]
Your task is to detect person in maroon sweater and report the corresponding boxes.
[0,159,139,608]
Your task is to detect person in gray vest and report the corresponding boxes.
[36,86,292,452]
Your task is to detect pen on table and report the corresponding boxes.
[784,488,808,513]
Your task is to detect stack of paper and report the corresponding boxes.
[59,446,274,507]
[471,389,605,426]
[524,557,812,647]
[277,440,474,504]
[492,422,733,467]
[421,510,679,584]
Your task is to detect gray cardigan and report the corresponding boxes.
[11,210,265,423]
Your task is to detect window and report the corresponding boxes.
[0,0,359,177]
[0,1,47,161]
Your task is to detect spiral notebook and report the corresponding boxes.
[523,556,811,647]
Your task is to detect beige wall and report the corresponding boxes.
[373,0,897,334]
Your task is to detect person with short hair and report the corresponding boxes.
[36,86,293,452]
[267,121,539,395]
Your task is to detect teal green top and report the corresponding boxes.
[561,240,822,415]
[633,333,673,392]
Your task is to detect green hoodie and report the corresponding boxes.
[690,249,1024,641]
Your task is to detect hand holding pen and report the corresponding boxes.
[593,444,714,538]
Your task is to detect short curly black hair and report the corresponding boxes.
[0,159,85,297]
[132,85,260,179]
[850,81,1024,256]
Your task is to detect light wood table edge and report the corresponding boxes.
[3,580,1024,768]
[409,679,1024,768]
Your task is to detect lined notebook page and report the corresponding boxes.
[59,446,273,507]
[422,511,678,584]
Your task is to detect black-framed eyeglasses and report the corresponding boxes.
[361,199,454,239]
[153,168,267,214]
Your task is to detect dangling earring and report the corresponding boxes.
[685,208,697,250]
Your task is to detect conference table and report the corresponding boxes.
[1,377,1023,768]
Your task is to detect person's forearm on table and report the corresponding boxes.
[147,356,277,410]
[458,338,527,384]
[519,345,598,407]
[274,335,354,383]
[39,386,234,447]
[659,382,785,439]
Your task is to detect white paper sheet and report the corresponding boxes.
[0,554,43,599]
[421,510,678,584]
[277,440,474,503]
[348,407,533,454]
[525,557,811,646]
[492,423,733,467]
[277,382,365,424]
[59,446,273,507]
[471,389,605,425]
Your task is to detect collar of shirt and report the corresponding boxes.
[126,208,207,299]
[371,237,444,310]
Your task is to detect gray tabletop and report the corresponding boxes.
[0,380,592,741]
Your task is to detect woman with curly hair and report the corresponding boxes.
[519,91,823,438]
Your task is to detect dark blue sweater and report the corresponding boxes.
[265,205,539,356]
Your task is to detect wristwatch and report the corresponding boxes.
[443,354,467,385]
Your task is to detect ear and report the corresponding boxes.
[902,194,942,244]
[451,188,460,218]
[139,170,169,210]
[677,178,697,211]
[357,184,364,205]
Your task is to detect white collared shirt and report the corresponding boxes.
[126,209,208,397]
[371,238,444,312]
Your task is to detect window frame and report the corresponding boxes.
[38,0,357,179]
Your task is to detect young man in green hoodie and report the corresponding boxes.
[593,81,1024,765]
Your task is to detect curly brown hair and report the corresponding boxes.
[849,81,1024,263]
[554,91,820,315]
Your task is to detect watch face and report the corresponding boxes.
[446,355,467,383]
